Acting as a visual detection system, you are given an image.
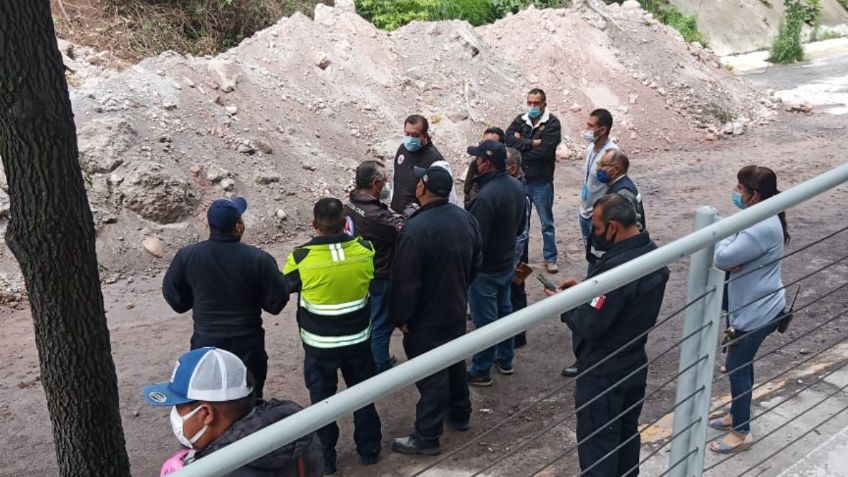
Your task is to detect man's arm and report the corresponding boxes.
[505,116,534,151]
[282,251,304,294]
[390,232,423,329]
[260,253,289,314]
[563,287,626,341]
[468,196,494,250]
[521,117,562,163]
[162,251,192,313]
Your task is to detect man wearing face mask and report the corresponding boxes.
[143,347,324,476]
[578,109,619,245]
[389,114,459,213]
[283,198,382,474]
[545,194,669,477]
[163,197,289,399]
[506,88,562,274]
[391,166,482,455]
[344,160,406,373]
[586,150,646,268]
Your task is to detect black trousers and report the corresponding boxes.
[191,334,268,398]
[574,368,648,477]
[303,350,382,463]
[403,327,471,447]
[511,280,528,345]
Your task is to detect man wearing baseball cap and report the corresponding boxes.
[390,166,483,455]
[143,347,323,476]
[163,197,289,398]
[465,140,526,386]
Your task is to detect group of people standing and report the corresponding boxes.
[142,86,791,477]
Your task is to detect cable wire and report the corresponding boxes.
[657,448,698,477]
[409,287,717,476]
[478,351,709,477]
[703,359,848,473]
[618,417,702,477]
[724,224,848,285]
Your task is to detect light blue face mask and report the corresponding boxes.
[403,136,422,152]
[732,191,747,210]
[527,106,542,119]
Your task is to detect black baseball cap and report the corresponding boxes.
[467,140,507,169]
[207,197,247,231]
[414,166,453,198]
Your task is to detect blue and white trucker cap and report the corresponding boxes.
[143,347,253,407]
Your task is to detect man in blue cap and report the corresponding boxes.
[163,197,289,398]
[143,347,323,476]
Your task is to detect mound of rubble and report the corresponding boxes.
[1,0,778,282]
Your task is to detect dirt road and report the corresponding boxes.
[1,104,847,477]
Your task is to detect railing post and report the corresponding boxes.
[669,206,724,477]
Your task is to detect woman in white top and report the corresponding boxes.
[709,165,790,454]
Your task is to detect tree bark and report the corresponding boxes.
[0,2,132,475]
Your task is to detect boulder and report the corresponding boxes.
[207,60,241,92]
[142,237,165,258]
[77,116,137,174]
[122,169,197,224]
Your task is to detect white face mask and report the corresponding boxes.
[170,405,208,449]
[581,130,597,143]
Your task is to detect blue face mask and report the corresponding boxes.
[732,191,746,210]
[596,169,611,184]
[527,106,542,119]
[403,136,422,152]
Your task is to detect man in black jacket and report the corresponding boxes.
[390,166,483,455]
[546,194,669,477]
[506,88,562,273]
[143,347,324,477]
[390,114,448,214]
[344,160,406,372]
[465,140,526,386]
[162,197,289,398]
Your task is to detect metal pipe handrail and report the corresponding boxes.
[173,162,848,477]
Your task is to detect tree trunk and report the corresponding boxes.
[0,2,132,475]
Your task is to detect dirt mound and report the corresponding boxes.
[1,2,777,285]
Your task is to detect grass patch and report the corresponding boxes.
[626,0,707,45]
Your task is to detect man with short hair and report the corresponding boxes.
[578,109,619,243]
[390,114,458,213]
[344,161,406,373]
[506,147,532,348]
[390,165,482,455]
[283,198,382,474]
[586,150,647,268]
[143,347,324,476]
[465,140,526,386]
[464,127,506,208]
[163,197,288,398]
[546,194,668,477]
[506,88,562,273]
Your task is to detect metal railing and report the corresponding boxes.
[172,161,848,477]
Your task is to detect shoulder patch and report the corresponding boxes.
[589,295,607,310]
[357,238,374,251]
[292,248,310,264]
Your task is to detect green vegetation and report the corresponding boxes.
[769,0,821,64]
[839,0,848,11]
[615,0,706,45]
[354,0,565,31]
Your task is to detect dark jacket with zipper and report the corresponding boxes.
[192,399,323,477]
[162,232,289,344]
[344,190,405,280]
[468,170,525,274]
[390,200,482,339]
[586,176,648,265]
[563,232,669,377]
[505,111,562,183]
[390,142,445,213]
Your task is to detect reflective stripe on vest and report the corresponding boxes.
[299,323,371,349]
[300,296,368,316]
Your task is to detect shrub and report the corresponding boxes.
[769,0,820,63]
[356,0,566,31]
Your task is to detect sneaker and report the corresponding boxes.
[561,364,578,377]
[446,418,470,432]
[360,454,379,465]
[392,435,441,455]
[546,262,559,273]
[496,362,514,375]
[467,373,493,387]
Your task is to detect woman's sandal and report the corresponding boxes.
[708,414,732,431]
[709,433,754,454]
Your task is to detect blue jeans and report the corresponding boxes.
[725,319,779,433]
[525,181,558,263]
[369,278,393,373]
[469,269,515,378]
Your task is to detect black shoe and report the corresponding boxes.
[323,460,337,475]
[561,364,578,378]
[514,332,527,348]
[446,418,470,432]
[467,372,493,387]
[360,453,379,465]
[392,435,441,455]
[496,362,514,375]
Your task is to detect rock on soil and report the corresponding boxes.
[54,2,772,273]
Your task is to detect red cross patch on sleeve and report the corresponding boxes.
[589,295,607,310]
